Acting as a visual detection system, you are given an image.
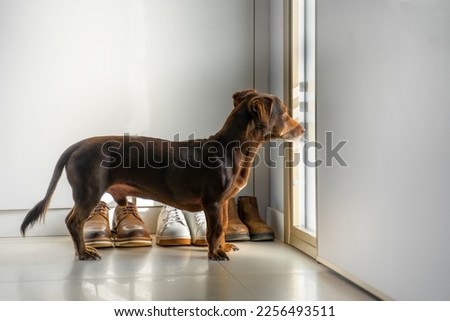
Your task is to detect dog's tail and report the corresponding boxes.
[20,141,82,236]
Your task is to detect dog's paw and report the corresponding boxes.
[208,249,230,261]
[222,243,239,252]
[77,246,102,261]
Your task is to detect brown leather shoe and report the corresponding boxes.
[83,201,113,248]
[225,198,250,241]
[238,196,274,241]
[112,202,152,247]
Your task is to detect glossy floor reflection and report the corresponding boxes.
[0,236,376,301]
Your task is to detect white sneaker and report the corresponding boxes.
[156,206,191,246]
[183,211,208,246]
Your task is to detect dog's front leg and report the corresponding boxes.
[220,200,239,253]
[203,202,229,261]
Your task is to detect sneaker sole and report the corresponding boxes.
[192,238,208,246]
[156,236,191,246]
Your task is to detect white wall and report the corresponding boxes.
[247,0,271,220]
[0,0,254,210]
[317,0,450,300]
[0,0,273,235]
[268,0,285,212]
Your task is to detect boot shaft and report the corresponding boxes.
[225,197,250,241]
[227,197,240,221]
[237,196,261,224]
[237,196,274,241]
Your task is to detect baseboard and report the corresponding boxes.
[317,256,391,301]
[0,208,69,237]
[266,206,284,241]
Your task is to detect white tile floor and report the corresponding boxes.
[0,236,376,301]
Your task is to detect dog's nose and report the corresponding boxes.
[299,123,305,134]
[296,125,305,137]
[282,122,305,140]
[293,117,305,134]
[293,121,305,135]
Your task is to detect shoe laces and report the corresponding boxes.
[88,201,110,219]
[116,202,144,224]
[122,202,138,215]
[193,212,206,226]
[162,207,186,227]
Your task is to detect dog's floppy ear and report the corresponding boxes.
[232,89,257,108]
[249,96,273,130]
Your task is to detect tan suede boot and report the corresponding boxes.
[238,196,274,241]
[225,198,250,241]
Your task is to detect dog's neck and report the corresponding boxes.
[209,106,264,174]
[211,106,266,144]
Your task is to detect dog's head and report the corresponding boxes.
[233,89,305,141]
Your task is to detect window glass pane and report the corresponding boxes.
[295,0,316,236]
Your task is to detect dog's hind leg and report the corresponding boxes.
[65,204,102,260]
[64,153,107,260]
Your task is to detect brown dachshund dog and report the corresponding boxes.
[21,89,304,260]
